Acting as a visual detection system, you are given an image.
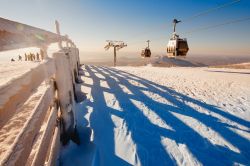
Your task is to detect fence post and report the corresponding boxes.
[52,50,79,145]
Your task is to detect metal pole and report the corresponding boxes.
[147,40,150,48]
[114,46,117,67]
[173,22,176,33]
[173,19,181,33]
[104,41,126,66]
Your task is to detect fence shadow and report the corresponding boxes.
[79,65,250,166]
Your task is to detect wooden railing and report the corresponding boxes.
[0,17,81,165]
[0,47,80,166]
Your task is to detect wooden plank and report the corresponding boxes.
[0,85,54,166]
[0,59,55,128]
[0,17,62,52]
[31,106,58,166]
[53,52,75,138]
[46,126,60,166]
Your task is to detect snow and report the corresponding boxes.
[0,61,40,109]
[0,61,38,88]
[0,61,51,163]
[0,83,47,161]
[62,65,250,166]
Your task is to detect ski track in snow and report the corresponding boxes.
[61,65,250,166]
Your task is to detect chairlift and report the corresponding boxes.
[167,19,189,58]
[141,40,151,58]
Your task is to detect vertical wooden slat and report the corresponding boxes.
[53,52,75,139]
[31,106,58,166]
[0,86,54,166]
[46,126,60,166]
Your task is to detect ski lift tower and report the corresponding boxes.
[104,40,127,67]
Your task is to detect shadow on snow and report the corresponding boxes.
[76,65,250,166]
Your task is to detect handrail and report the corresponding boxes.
[0,17,74,52]
[0,18,81,166]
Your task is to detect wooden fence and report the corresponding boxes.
[0,47,80,166]
[0,18,80,166]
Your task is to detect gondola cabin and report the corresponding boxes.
[141,48,151,58]
[167,34,189,57]
[167,19,189,58]
[141,40,151,58]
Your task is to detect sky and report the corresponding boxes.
[0,0,250,59]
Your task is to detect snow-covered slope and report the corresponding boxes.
[61,65,250,166]
[0,62,38,88]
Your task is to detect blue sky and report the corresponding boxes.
[1,0,250,57]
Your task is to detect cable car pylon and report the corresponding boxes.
[104,40,127,67]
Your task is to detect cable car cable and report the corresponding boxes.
[183,16,250,35]
[182,0,241,22]
[126,0,241,44]
[128,16,250,46]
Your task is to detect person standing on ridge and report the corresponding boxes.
[25,53,27,61]
[36,52,40,61]
[33,53,36,61]
[18,55,22,61]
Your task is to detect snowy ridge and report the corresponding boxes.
[61,65,250,166]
